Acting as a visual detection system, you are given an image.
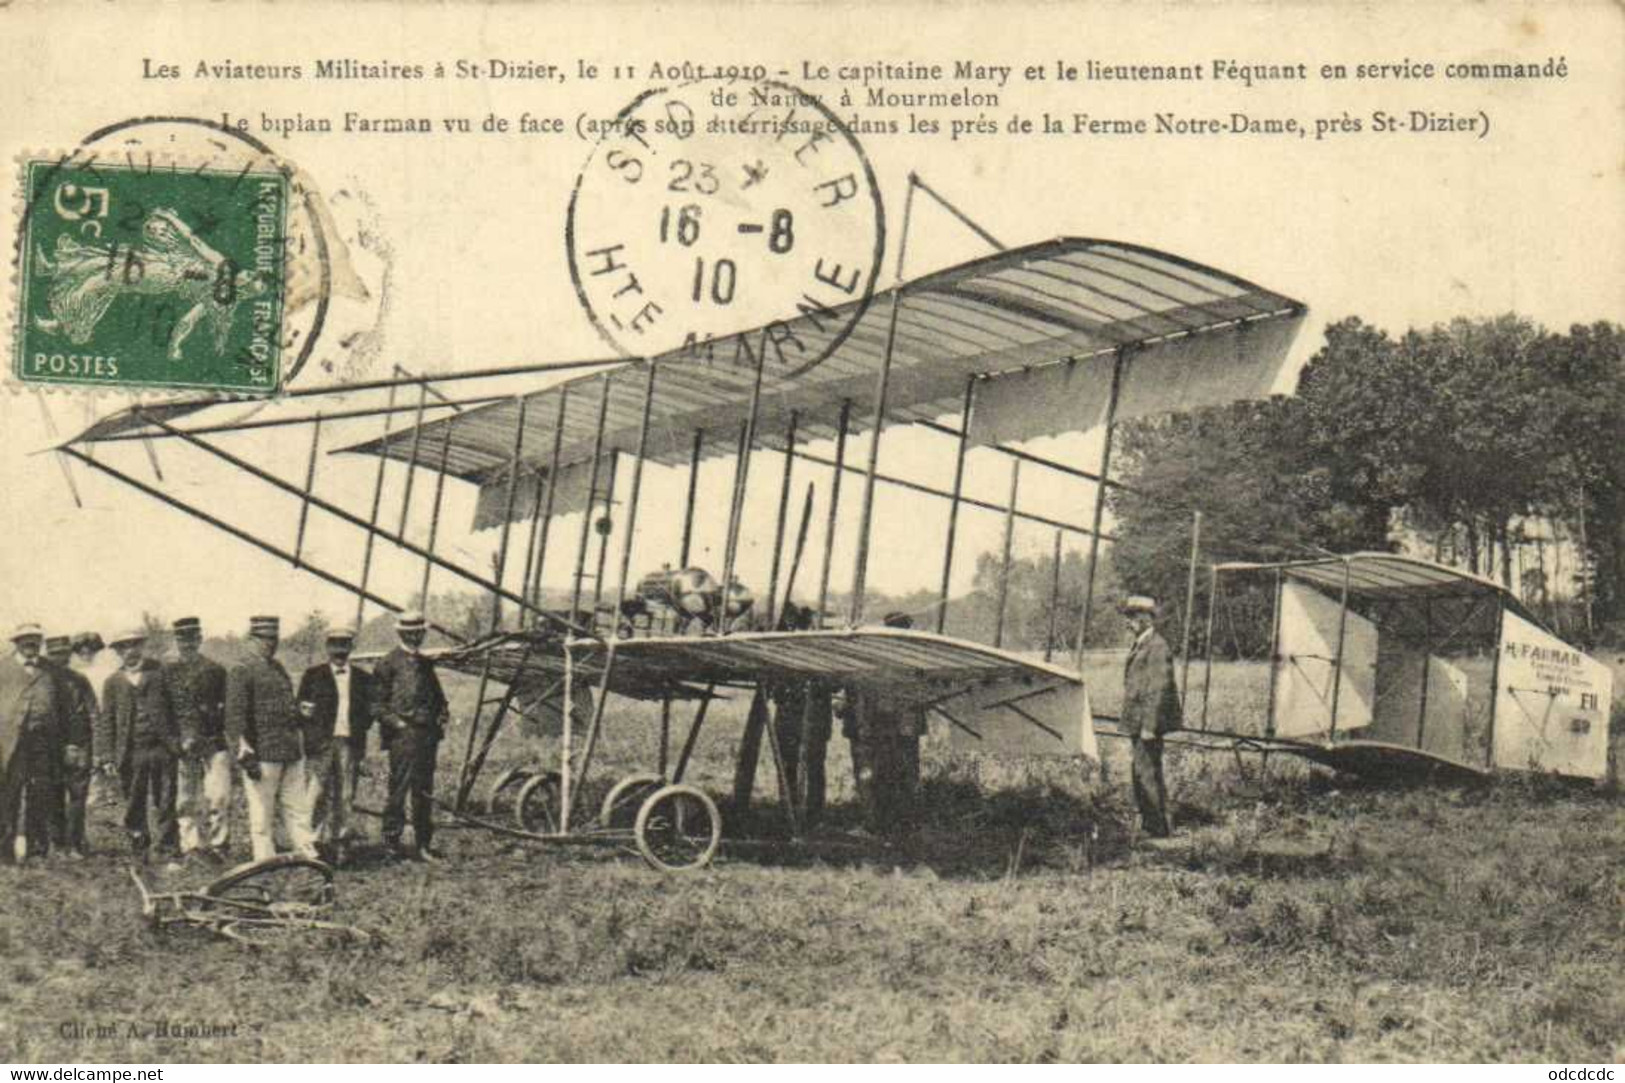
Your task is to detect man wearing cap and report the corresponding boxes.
[43,634,95,858]
[297,626,375,864]
[98,629,180,860]
[372,610,449,861]
[1120,595,1182,839]
[226,616,318,862]
[167,617,231,861]
[0,624,70,863]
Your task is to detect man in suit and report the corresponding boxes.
[0,624,70,864]
[372,610,449,862]
[1120,595,1182,839]
[167,616,231,862]
[98,629,180,861]
[226,615,317,862]
[43,634,95,859]
[297,626,373,864]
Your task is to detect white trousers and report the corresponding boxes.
[177,749,233,853]
[242,758,318,862]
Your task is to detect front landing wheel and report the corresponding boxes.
[633,784,721,872]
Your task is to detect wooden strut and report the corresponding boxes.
[1045,529,1063,663]
[564,641,618,828]
[1262,566,1284,738]
[815,400,851,630]
[490,395,530,632]
[355,383,399,629]
[763,411,800,628]
[420,416,457,606]
[1179,510,1203,722]
[571,374,613,620]
[1076,346,1129,663]
[527,389,571,625]
[678,428,704,569]
[993,459,1022,649]
[456,635,540,811]
[462,396,529,805]
[396,381,431,537]
[1415,598,1433,751]
[292,413,323,569]
[721,345,768,633]
[590,450,620,616]
[936,377,978,634]
[1200,565,1221,732]
[614,364,659,620]
[850,173,917,627]
[1328,558,1353,743]
[672,684,715,784]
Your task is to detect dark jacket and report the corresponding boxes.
[225,655,303,763]
[48,662,96,752]
[0,658,68,780]
[1122,627,1183,739]
[167,653,228,754]
[297,661,375,756]
[371,646,448,744]
[99,659,178,770]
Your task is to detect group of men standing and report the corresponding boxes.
[0,609,452,869]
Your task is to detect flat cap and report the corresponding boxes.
[326,625,358,642]
[109,628,147,647]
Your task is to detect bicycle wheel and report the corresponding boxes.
[485,766,533,814]
[204,855,336,910]
[599,772,665,830]
[633,784,721,872]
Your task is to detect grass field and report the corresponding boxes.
[1,660,1622,1063]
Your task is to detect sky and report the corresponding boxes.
[0,2,1619,641]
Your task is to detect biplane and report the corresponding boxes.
[55,216,1316,869]
[1172,552,1616,783]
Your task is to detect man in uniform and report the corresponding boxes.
[167,617,231,862]
[0,625,69,865]
[372,610,449,862]
[98,629,180,861]
[1119,595,1182,839]
[226,615,317,863]
[297,626,374,864]
[43,634,95,859]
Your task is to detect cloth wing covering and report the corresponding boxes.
[966,310,1304,447]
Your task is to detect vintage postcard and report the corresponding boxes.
[0,0,1620,1067]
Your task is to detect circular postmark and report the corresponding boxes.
[567,77,885,376]
[12,117,379,394]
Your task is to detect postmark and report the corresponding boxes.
[9,117,382,395]
[567,77,885,376]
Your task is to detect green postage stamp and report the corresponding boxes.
[14,158,289,393]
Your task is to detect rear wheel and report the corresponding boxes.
[485,766,533,814]
[514,772,563,835]
[633,784,721,872]
[599,772,665,829]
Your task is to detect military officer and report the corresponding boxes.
[167,616,231,861]
[372,610,449,862]
[0,624,69,864]
[43,634,95,859]
[297,626,374,864]
[98,629,180,861]
[226,615,317,862]
[1119,595,1182,839]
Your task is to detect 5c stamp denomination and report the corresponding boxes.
[15,156,290,393]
